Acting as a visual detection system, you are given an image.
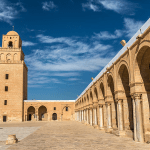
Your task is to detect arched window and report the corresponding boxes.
[66,107,68,111]
[8,41,13,48]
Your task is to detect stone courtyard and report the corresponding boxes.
[0,121,149,150]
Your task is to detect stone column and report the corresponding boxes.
[132,94,144,142]
[107,103,112,129]
[84,110,86,122]
[117,99,123,131]
[80,110,82,122]
[90,108,93,126]
[86,109,89,124]
[94,108,97,125]
[99,105,104,129]
[82,110,83,122]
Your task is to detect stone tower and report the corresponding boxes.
[0,31,28,122]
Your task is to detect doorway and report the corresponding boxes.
[29,114,31,121]
[3,116,6,122]
[52,113,57,120]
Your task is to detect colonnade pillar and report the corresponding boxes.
[90,108,93,126]
[86,108,89,124]
[116,99,125,136]
[132,94,144,142]
[106,102,112,132]
[84,109,86,122]
[99,105,104,129]
[82,110,83,122]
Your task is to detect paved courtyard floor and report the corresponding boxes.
[0,121,150,150]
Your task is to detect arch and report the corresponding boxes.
[107,74,118,128]
[87,94,89,103]
[134,45,150,121]
[0,53,4,60]
[99,81,105,100]
[84,97,86,106]
[62,106,72,120]
[14,53,17,61]
[6,53,11,60]
[117,63,133,131]
[94,86,98,100]
[117,60,131,86]
[90,90,93,102]
[27,106,35,121]
[38,105,47,121]
[52,113,57,120]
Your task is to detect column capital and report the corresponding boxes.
[131,93,142,100]
[105,102,111,106]
[99,104,103,108]
[115,99,123,104]
[93,102,98,108]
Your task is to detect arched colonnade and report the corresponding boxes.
[75,29,150,143]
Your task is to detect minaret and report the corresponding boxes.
[0,31,28,122]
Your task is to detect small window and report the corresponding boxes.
[5,74,9,79]
[149,64,150,69]
[4,100,7,105]
[3,116,6,122]
[8,41,13,48]
[54,107,56,110]
[5,86,8,91]
[66,107,68,111]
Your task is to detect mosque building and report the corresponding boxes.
[1,18,150,143]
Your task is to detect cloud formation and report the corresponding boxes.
[0,0,26,24]
[22,41,37,47]
[82,0,136,14]
[92,18,144,40]
[93,30,123,40]
[42,1,57,11]
[25,34,113,87]
[124,18,144,38]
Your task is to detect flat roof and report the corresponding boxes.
[24,100,75,102]
[76,18,150,102]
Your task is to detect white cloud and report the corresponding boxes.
[124,18,144,38]
[92,18,144,40]
[0,0,26,24]
[42,1,57,11]
[68,78,80,81]
[25,34,113,86]
[22,41,37,47]
[82,2,100,12]
[93,29,123,40]
[82,0,136,14]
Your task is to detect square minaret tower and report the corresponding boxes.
[0,31,28,122]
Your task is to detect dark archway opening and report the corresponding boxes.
[52,113,57,120]
[8,41,13,48]
[3,116,6,122]
[27,106,35,121]
[119,64,133,130]
[38,106,47,121]
[29,114,31,121]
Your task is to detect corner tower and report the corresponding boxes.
[0,31,28,122]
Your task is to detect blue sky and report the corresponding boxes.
[0,0,149,100]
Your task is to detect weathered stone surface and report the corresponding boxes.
[5,121,150,150]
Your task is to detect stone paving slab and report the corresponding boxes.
[6,121,150,150]
[0,122,46,150]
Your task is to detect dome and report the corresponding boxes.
[6,31,19,36]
